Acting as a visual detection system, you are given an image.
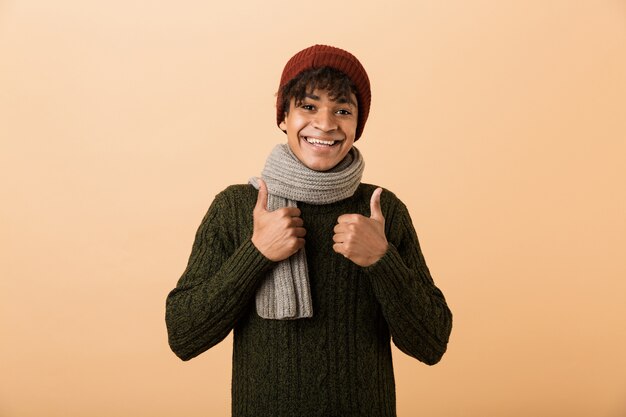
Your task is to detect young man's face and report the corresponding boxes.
[279,88,358,172]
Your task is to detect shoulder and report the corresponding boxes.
[199,184,256,222]
[196,184,257,238]
[217,183,256,197]
[213,183,257,206]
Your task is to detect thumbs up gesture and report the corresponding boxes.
[251,178,307,262]
[332,188,388,267]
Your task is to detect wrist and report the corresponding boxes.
[366,241,388,267]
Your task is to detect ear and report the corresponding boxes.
[279,118,287,131]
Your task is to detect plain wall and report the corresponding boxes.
[1,0,625,416]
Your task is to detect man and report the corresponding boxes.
[166,44,452,417]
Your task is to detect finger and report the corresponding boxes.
[293,227,307,238]
[370,188,384,222]
[255,178,268,213]
[290,217,304,227]
[333,223,351,234]
[332,232,347,243]
[332,242,344,254]
[337,213,362,224]
[280,207,302,218]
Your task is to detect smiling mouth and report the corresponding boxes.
[303,136,341,147]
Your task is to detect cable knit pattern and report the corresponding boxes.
[165,183,453,417]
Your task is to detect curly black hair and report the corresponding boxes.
[278,66,358,118]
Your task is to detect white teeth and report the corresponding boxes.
[305,137,335,146]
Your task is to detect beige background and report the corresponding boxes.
[1,0,625,416]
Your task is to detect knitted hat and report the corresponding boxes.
[276,44,371,141]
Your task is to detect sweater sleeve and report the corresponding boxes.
[165,190,275,361]
[364,198,452,365]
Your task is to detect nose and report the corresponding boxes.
[311,108,337,132]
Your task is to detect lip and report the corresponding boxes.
[300,135,343,148]
[300,137,342,153]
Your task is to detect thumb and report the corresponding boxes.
[255,178,268,213]
[370,187,384,222]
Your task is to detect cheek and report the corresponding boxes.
[343,120,358,136]
[288,117,308,135]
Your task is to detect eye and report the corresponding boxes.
[301,104,315,111]
[336,109,352,115]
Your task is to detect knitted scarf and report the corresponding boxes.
[249,143,364,319]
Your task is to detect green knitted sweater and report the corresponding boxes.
[165,183,452,417]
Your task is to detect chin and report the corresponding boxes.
[291,148,338,171]
[302,158,338,172]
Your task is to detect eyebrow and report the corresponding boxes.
[304,93,356,107]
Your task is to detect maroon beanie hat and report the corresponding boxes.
[276,44,371,141]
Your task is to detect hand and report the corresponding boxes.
[251,178,306,262]
[332,188,388,267]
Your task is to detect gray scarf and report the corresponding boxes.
[249,143,364,319]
